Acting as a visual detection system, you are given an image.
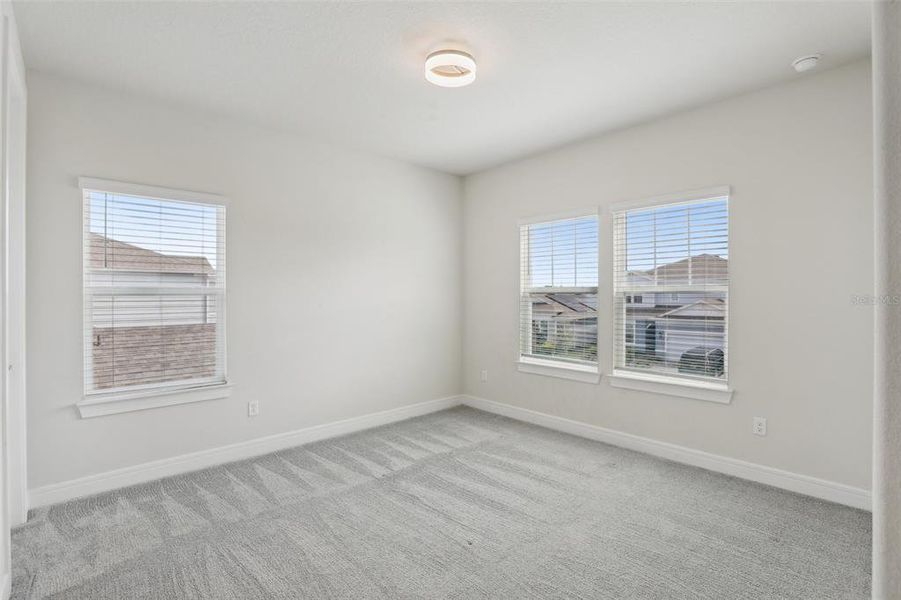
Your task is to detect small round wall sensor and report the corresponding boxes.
[792,54,821,73]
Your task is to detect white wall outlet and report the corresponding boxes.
[248,400,260,417]
[752,416,767,436]
[480,369,488,382]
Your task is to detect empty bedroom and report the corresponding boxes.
[0,0,897,598]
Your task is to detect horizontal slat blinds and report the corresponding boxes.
[520,215,599,365]
[613,195,728,382]
[83,187,226,394]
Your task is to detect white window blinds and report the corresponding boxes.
[613,194,728,382]
[82,183,227,395]
[520,214,599,366]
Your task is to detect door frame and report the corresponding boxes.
[3,6,27,528]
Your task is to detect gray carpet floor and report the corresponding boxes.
[12,407,871,599]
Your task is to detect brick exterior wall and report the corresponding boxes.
[91,323,217,389]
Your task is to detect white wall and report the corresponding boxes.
[463,61,873,490]
[25,60,874,499]
[26,72,462,489]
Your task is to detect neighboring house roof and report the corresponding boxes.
[531,293,596,320]
[624,271,655,285]
[544,293,595,313]
[88,233,213,274]
[626,254,727,285]
[659,297,725,319]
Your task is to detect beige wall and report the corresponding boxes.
[463,61,874,489]
[26,72,463,489]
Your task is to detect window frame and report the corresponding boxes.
[517,208,601,384]
[608,186,732,403]
[77,177,231,418]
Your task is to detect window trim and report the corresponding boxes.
[78,177,229,207]
[79,177,230,417]
[518,209,601,375]
[518,206,601,227]
[607,370,732,404]
[517,357,600,384]
[608,185,730,214]
[77,382,233,419]
[610,185,732,394]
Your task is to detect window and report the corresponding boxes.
[82,179,227,403]
[519,214,599,371]
[613,192,728,385]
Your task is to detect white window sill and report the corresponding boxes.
[77,382,232,418]
[517,358,600,384]
[607,370,732,404]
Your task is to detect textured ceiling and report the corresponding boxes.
[13,1,871,175]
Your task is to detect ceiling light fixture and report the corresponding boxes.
[425,50,476,88]
[792,54,821,73]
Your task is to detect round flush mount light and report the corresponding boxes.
[425,50,476,88]
[792,54,821,73]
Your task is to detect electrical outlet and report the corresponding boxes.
[480,369,488,382]
[752,416,767,436]
[248,401,260,417]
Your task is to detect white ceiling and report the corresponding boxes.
[13,1,871,175]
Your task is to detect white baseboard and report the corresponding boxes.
[462,395,872,511]
[28,393,872,513]
[28,395,463,509]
